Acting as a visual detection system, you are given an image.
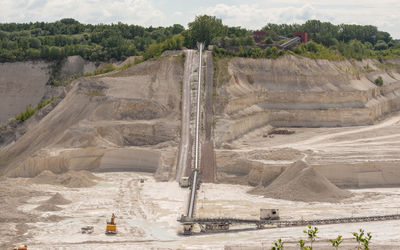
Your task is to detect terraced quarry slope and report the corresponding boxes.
[213,55,400,188]
[1,53,400,189]
[0,54,183,180]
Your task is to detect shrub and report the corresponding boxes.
[143,34,184,60]
[16,105,35,123]
[303,225,318,249]
[14,97,54,123]
[293,41,342,60]
[85,92,105,97]
[374,76,383,86]
[375,40,388,50]
[329,235,343,249]
[335,40,374,60]
[264,36,274,45]
[93,63,116,75]
[352,229,372,250]
[120,62,133,70]
[271,238,284,250]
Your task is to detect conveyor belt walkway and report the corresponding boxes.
[186,42,204,218]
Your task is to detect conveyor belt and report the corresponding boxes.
[280,36,301,49]
[179,214,400,234]
[187,42,204,218]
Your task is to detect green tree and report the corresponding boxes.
[187,15,223,47]
[49,46,63,60]
[26,48,41,59]
[143,43,162,60]
[0,49,16,62]
[0,30,7,40]
[171,24,184,35]
[29,37,41,49]
[264,36,274,45]
[59,18,80,25]
[375,40,388,50]
[306,41,318,53]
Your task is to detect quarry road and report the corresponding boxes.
[116,177,148,220]
[176,50,195,181]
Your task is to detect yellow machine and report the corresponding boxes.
[105,213,117,234]
[13,245,27,250]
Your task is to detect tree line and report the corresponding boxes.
[0,16,399,63]
[0,18,184,62]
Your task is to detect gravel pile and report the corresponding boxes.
[250,160,352,202]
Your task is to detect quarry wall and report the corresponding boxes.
[213,55,400,188]
[0,56,97,125]
[0,61,51,124]
[214,55,400,145]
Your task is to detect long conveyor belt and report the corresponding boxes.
[186,42,204,218]
[179,214,400,234]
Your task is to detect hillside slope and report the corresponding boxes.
[0,54,183,180]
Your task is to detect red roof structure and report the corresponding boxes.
[294,32,308,43]
[253,31,267,44]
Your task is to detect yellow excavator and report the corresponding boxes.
[105,213,117,234]
[13,245,27,250]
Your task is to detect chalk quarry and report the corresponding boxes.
[1,52,400,249]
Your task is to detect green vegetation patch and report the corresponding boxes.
[15,96,55,123]
[0,18,184,62]
[375,76,384,86]
[85,92,105,97]
[0,16,399,64]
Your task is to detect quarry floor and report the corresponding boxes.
[3,113,400,249]
[3,172,400,250]
[230,111,400,159]
[234,111,400,164]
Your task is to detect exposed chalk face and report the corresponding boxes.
[0,61,51,124]
[0,56,99,126]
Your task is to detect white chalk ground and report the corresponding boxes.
[16,172,400,249]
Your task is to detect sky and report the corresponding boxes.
[0,0,399,38]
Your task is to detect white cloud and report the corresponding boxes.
[198,1,400,38]
[173,11,183,16]
[0,0,399,38]
[199,3,332,29]
[0,0,166,26]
